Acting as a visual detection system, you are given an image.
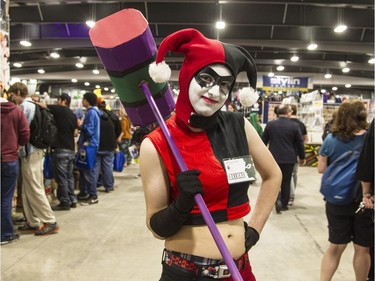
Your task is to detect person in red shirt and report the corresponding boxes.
[1,83,30,245]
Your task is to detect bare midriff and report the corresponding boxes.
[164,218,245,259]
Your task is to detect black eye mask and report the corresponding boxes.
[195,67,235,95]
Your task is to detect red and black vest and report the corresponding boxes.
[147,111,252,225]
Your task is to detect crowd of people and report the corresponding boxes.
[0,83,141,244]
[0,78,373,280]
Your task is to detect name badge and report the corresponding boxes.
[223,156,256,184]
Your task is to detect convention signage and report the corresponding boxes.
[262,76,310,91]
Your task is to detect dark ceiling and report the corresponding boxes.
[7,0,375,95]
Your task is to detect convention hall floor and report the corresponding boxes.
[2,165,359,281]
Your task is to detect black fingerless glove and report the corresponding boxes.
[149,170,204,238]
[244,221,260,252]
[175,169,204,213]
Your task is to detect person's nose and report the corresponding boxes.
[207,85,220,98]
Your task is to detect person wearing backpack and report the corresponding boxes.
[7,82,60,236]
[318,100,372,281]
[96,98,118,193]
[45,93,78,211]
[76,92,101,205]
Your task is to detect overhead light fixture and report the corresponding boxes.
[290,55,299,62]
[80,90,87,94]
[324,73,332,79]
[92,69,100,75]
[321,89,327,94]
[86,20,96,28]
[111,89,116,93]
[75,63,84,68]
[50,52,60,59]
[84,82,90,86]
[104,87,109,91]
[342,67,350,73]
[368,58,375,64]
[95,85,101,89]
[332,86,338,91]
[71,79,78,83]
[345,84,351,88]
[20,40,32,47]
[268,71,274,77]
[215,21,226,29]
[13,62,23,68]
[38,69,45,74]
[276,65,284,71]
[307,43,318,51]
[334,24,347,33]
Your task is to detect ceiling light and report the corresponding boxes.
[291,56,299,62]
[345,84,351,88]
[92,69,100,75]
[38,69,45,74]
[321,89,327,94]
[80,90,86,94]
[332,86,338,91]
[75,63,84,68]
[342,67,350,73]
[111,89,115,93]
[71,79,78,83]
[50,52,60,59]
[368,58,375,64]
[215,21,226,29]
[307,43,318,51]
[324,73,332,79]
[268,72,274,77]
[86,20,96,28]
[334,24,347,33]
[95,85,100,89]
[276,65,284,71]
[84,82,90,86]
[20,40,32,47]
[13,62,22,68]
[104,87,109,91]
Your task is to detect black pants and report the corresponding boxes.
[277,163,294,208]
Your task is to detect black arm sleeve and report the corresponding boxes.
[149,201,189,238]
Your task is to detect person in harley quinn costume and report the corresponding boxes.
[140,29,282,281]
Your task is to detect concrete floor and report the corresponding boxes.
[1,165,358,281]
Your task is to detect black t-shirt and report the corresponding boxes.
[290,118,307,136]
[48,105,77,151]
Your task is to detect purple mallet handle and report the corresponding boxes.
[140,82,243,281]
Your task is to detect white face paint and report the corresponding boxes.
[188,64,231,117]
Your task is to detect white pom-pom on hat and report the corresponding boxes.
[149,61,171,83]
[239,87,259,107]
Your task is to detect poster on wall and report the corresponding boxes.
[0,0,10,94]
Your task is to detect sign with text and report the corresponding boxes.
[262,76,310,91]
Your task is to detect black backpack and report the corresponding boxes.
[28,102,58,149]
[98,110,117,151]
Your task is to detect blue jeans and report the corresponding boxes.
[1,161,19,240]
[79,154,100,198]
[96,151,114,191]
[53,149,76,205]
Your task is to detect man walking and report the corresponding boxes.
[262,104,306,213]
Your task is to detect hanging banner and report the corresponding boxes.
[262,76,310,92]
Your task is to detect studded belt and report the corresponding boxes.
[162,249,247,279]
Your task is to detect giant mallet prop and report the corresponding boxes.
[89,9,243,281]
